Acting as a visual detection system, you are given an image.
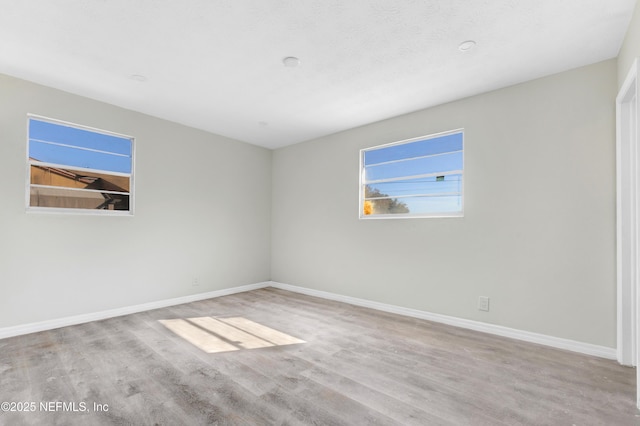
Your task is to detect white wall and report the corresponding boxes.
[0,56,621,349]
[618,0,640,86]
[272,60,617,348]
[0,74,272,328]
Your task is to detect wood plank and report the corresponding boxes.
[0,287,637,425]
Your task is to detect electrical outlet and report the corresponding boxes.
[478,296,490,312]
[192,277,200,287]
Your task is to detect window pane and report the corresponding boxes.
[364,132,462,166]
[365,174,462,199]
[29,119,131,156]
[360,129,463,218]
[30,165,130,192]
[30,186,130,211]
[29,139,132,174]
[364,151,462,182]
[27,116,134,214]
[403,195,462,215]
[364,195,461,216]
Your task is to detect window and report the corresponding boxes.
[27,115,134,215]
[360,129,463,218]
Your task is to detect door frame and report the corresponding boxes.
[617,57,639,407]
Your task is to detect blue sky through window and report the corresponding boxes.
[362,131,463,216]
[364,132,462,166]
[29,118,132,174]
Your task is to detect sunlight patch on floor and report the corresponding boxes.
[159,316,305,353]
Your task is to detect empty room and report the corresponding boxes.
[2,1,640,424]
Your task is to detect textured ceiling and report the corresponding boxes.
[0,0,636,149]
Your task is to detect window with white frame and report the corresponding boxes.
[360,130,463,218]
[27,115,134,214]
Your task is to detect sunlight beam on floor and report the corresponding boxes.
[159,317,305,354]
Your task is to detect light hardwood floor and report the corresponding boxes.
[0,287,638,425]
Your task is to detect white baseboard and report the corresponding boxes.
[268,281,617,360]
[1,280,617,361]
[0,282,270,340]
